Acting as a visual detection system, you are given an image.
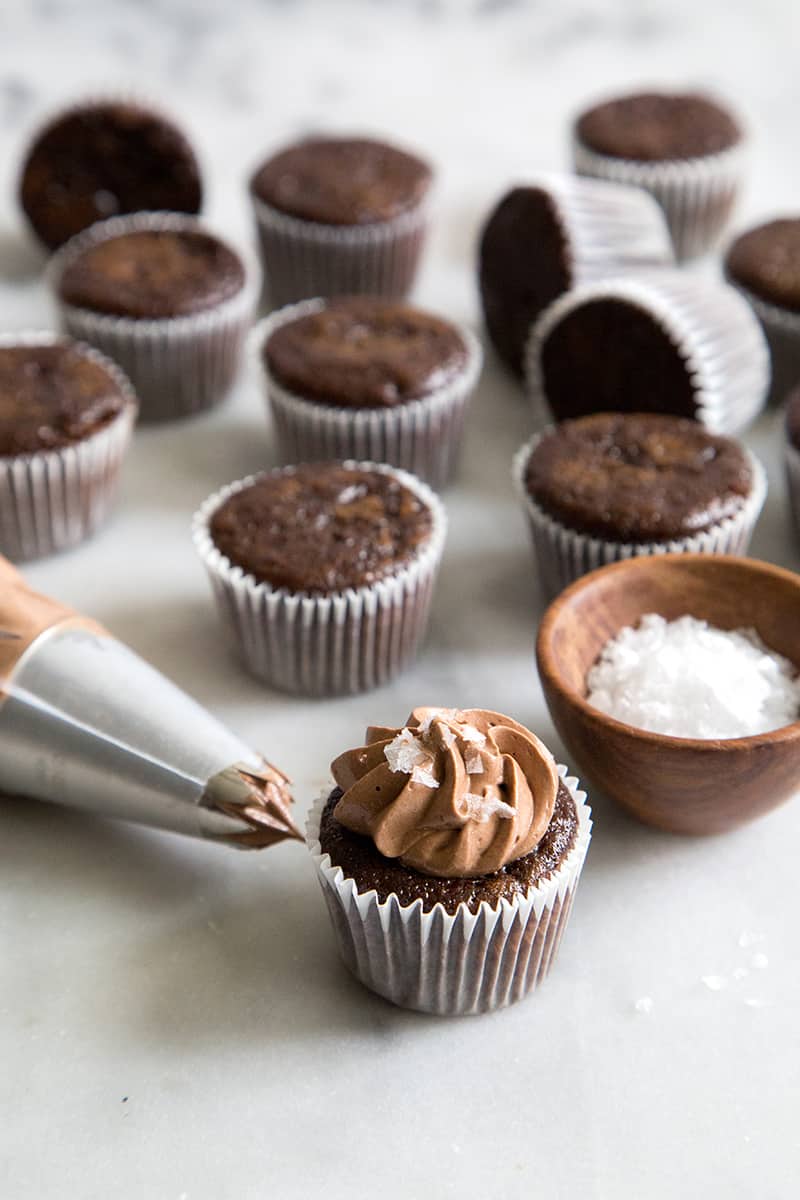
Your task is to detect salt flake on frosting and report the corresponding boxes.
[385,729,439,787]
[465,752,484,775]
[411,764,440,789]
[460,725,486,746]
[460,793,515,822]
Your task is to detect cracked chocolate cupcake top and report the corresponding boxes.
[250,136,432,226]
[524,412,753,543]
[0,340,130,456]
[57,229,245,319]
[209,463,434,594]
[726,219,800,313]
[575,91,742,162]
[330,707,560,878]
[19,100,202,250]
[264,297,468,408]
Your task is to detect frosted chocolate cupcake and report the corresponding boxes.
[725,219,800,405]
[0,333,136,560]
[307,707,592,1015]
[50,213,257,421]
[513,413,766,598]
[573,90,745,259]
[526,271,769,435]
[249,136,432,307]
[255,296,481,489]
[785,387,800,541]
[19,98,202,250]
[478,173,672,377]
[193,462,445,696]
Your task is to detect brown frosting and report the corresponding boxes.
[331,708,559,879]
[58,229,245,319]
[264,297,468,408]
[726,219,800,313]
[576,91,742,162]
[0,342,129,455]
[250,136,432,226]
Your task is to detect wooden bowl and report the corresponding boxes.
[536,554,800,835]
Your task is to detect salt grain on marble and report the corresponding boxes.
[586,614,800,739]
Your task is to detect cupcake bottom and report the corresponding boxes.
[786,441,800,541]
[734,288,800,406]
[307,768,592,1016]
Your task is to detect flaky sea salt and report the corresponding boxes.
[586,614,800,739]
[465,752,484,775]
[459,793,515,822]
[385,729,438,787]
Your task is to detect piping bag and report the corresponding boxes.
[0,556,301,848]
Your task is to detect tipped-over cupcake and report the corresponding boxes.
[307,707,592,1015]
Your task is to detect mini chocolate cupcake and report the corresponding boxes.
[49,212,258,421]
[785,387,800,540]
[19,97,202,250]
[193,462,445,696]
[249,136,432,307]
[478,173,672,377]
[307,707,592,1015]
[725,219,800,405]
[0,333,137,561]
[254,296,481,489]
[526,271,769,435]
[513,413,766,598]
[572,90,745,259]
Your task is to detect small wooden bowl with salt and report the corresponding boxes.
[536,554,800,835]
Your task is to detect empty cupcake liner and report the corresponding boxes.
[252,301,483,490]
[48,212,259,422]
[512,434,767,599]
[572,136,747,260]
[192,462,446,697]
[786,440,800,541]
[726,285,800,406]
[307,764,591,1016]
[250,194,430,308]
[525,271,770,436]
[0,332,137,562]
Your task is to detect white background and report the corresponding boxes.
[1,2,798,1197]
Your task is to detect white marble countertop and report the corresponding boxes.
[1,2,799,1197]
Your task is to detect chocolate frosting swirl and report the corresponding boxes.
[331,707,559,878]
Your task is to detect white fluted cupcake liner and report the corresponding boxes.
[252,301,483,490]
[786,440,800,541]
[192,462,446,696]
[0,333,137,561]
[726,285,800,406]
[525,270,770,436]
[512,434,767,599]
[307,764,591,1016]
[572,136,747,260]
[250,195,430,308]
[48,212,259,422]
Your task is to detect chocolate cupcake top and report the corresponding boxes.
[0,340,130,456]
[524,413,753,543]
[478,186,571,377]
[786,388,800,452]
[19,100,202,250]
[209,464,434,594]
[575,91,742,162]
[250,136,432,226]
[57,229,245,319]
[726,219,800,314]
[330,707,561,879]
[264,297,469,408]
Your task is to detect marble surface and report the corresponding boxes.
[1,2,799,1197]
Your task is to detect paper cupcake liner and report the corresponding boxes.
[48,212,259,422]
[250,195,430,308]
[786,440,800,541]
[525,270,770,436]
[306,764,592,1016]
[726,285,800,406]
[572,136,747,260]
[252,301,483,490]
[192,462,446,696]
[512,434,767,599]
[0,333,137,561]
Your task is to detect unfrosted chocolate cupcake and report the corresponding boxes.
[725,219,800,405]
[307,707,592,1014]
[478,174,672,376]
[0,334,136,560]
[50,213,257,421]
[193,461,446,695]
[513,413,766,597]
[19,98,202,250]
[249,136,433,307]
[573,90,745,259]
[255,296,481,488]
[785,387,800,540]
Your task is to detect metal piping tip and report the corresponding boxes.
[204,759,303,849]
